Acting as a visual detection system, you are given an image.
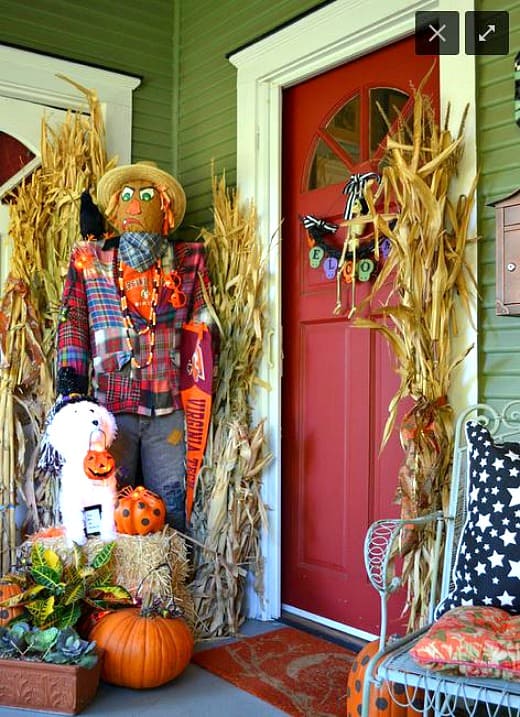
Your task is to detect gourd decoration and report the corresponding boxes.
[89,597,194,688]
[0,582,24,626]
[83,448,116,481]
[346,639,422,716]
[114,485,166,535]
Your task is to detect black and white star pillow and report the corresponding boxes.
[436,420,520,617]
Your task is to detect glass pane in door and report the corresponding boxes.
[369,87,408,154]
[308,94,360,190]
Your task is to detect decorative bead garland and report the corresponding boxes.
[117,258,161,369]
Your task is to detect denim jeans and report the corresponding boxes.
[109,410,186,532]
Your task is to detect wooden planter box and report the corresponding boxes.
[0,654,102,714]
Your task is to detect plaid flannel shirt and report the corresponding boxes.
[57,239,212,416]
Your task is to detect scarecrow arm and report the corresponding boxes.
[56,249,92,396]
[178,241,220,364]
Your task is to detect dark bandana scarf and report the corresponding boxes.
[119,231,168,272]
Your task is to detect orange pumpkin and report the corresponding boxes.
[346,640,422,716]
[114,485,166,535]
[83,448,116,481]
[89,607,193,688]
[0,582,24,627]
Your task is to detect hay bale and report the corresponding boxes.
[19,527,196,629]
[111,529,195,628]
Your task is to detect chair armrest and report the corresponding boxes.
[364,512,443,594]
[364,511,444,645]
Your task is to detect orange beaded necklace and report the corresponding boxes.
[117,258,162,369]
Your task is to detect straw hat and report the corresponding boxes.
[97,161,186,229]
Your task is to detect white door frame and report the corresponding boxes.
[229,0,477,631]
[0,44,140,165]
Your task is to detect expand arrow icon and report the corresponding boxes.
[479,24,496,41]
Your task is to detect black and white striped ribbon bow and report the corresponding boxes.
[342,172,380,220]
[301,215,338,235]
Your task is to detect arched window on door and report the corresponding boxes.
[308,86,409,190]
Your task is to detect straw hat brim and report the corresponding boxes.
[97,162,187,230]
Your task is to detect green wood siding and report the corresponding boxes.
[0,0,176,170]
[0,0,326,229]
[476,0,520,405]
[176,0,324,232]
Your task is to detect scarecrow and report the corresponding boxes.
[56,162,215,532]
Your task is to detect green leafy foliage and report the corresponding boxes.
[0,542,133,629]
[0,621,31,656]
[0,622,97,667]
[45,626,98,667]
[25,626,59,652]
[90,543,114,570]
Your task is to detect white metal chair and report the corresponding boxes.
[362,402,520,717]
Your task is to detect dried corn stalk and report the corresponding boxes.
[356,88,477,628]
[0,79,115,571]
[189,174,271,638]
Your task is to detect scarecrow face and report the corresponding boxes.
[112,179,165,234]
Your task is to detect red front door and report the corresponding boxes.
[281,37,439,634]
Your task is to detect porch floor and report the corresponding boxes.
[0,616,366,716]
[0,620,285,716]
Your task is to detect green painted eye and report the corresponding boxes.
[139,187,155,202]
[121,186,134,202]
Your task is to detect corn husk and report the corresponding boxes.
[355,87,476,628]
[0,78,116,571]
[188,174,271,638]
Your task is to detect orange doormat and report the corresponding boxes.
[192,626,357,716]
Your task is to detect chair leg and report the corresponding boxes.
[346,640,415,717]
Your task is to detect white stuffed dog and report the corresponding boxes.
[45,396,118,546]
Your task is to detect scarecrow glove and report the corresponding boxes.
[56,366,89,397]
[80,190,106,240]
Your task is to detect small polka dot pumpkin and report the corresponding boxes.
[114,485,166,535]
[346,640,422,716]
[0,582,23,626]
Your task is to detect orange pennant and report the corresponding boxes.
[180,321,213,522]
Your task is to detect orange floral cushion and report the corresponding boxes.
[410,606,520,680]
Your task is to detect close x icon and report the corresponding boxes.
[415,11,509,55]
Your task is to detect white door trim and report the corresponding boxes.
[229,0,477,626]
[0,44,141,164]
